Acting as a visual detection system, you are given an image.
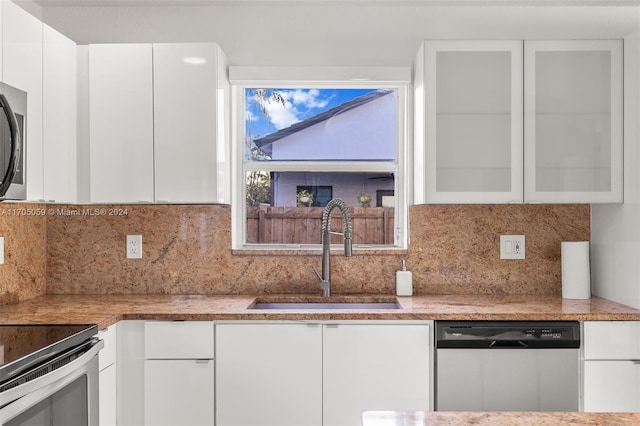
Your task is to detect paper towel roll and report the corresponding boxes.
[561,241,591,300]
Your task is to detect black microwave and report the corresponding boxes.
[0,82,26,200]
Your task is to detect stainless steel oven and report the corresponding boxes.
[0,325,103,426]
[0,82,27,200]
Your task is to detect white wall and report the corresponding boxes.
[591,20,640,308]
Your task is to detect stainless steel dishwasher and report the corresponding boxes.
[435,321,581,412]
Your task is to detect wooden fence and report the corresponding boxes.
[246,206,395,245]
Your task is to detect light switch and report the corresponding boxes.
[500,235,525,260]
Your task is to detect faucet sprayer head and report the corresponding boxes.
[344,236,353,257]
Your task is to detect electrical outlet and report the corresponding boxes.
[126,235,142,259]
[500,235,525,260]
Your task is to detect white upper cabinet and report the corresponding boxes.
[89,44,155,203]
[153,43,227,203]
[415,39,623,204]
[524,40,623,203]
[419,40,523,204]
[43,25,77,203]
[2,1,43,201]
[88,42,229,203]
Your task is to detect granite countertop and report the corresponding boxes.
[0,293,639,329]
[3,295,639,425]
[362,411,640,425]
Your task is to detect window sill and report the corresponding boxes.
[232,247,408,257]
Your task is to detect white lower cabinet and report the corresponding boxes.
[215,321,431,426]
[583,321,640,412]
[143,321,215,426]
[99,324,117,426]
[322,324,431,425]
[216,322,323,426]
[145,360,214,426]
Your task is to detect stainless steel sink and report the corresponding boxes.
[249,299,401,310]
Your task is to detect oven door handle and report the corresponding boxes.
[0,339,103,409]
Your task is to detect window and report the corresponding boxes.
[296,185,333,207]
[231,67,409,250]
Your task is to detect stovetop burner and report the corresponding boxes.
[0,324,98,387]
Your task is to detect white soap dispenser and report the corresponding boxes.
[396,258,413,296]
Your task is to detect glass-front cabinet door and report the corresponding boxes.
[524,40,623,203]
[421,40,523,203]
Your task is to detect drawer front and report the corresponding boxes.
[145,321,214,359]
[99,324,117,371]
[584,321,640,360]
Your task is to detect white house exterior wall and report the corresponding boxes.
[269,92,396,161]
[273,172,393,207]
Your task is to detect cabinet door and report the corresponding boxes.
[584,361,640,412]
[216,323,322,426]
[144,321,214,359]
[99,363,117,426]
[323,324,430,426]
[98,325,117,426]
[524,40,623,203]
[3,1,43,200]
[144,359,214,426]
[153,43,220,203]
[89,44,154,202]
[423,40,523,203]
[43,24,77,203]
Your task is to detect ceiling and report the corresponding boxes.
[25,0,640,66]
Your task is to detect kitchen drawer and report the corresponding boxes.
[144,321,214,359]
[98,324,117,371]
[584,321,640,360]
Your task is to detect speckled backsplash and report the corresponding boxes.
[0,203,590,305]
[0,203,46,305]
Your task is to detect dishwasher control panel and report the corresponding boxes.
[435,321,581,348]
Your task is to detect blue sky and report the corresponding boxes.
[245,88,376,140]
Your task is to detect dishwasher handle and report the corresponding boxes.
[489,340,529,349]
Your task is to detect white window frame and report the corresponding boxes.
[230,67,411,251]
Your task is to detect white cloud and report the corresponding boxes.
[289,89,329,109]
[252,89,331,130]
[281,89,330,110]
[260,97,300,130]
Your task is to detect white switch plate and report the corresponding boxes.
[500,235,525,260]
[0,237,4,264]
[126,235,142,259]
